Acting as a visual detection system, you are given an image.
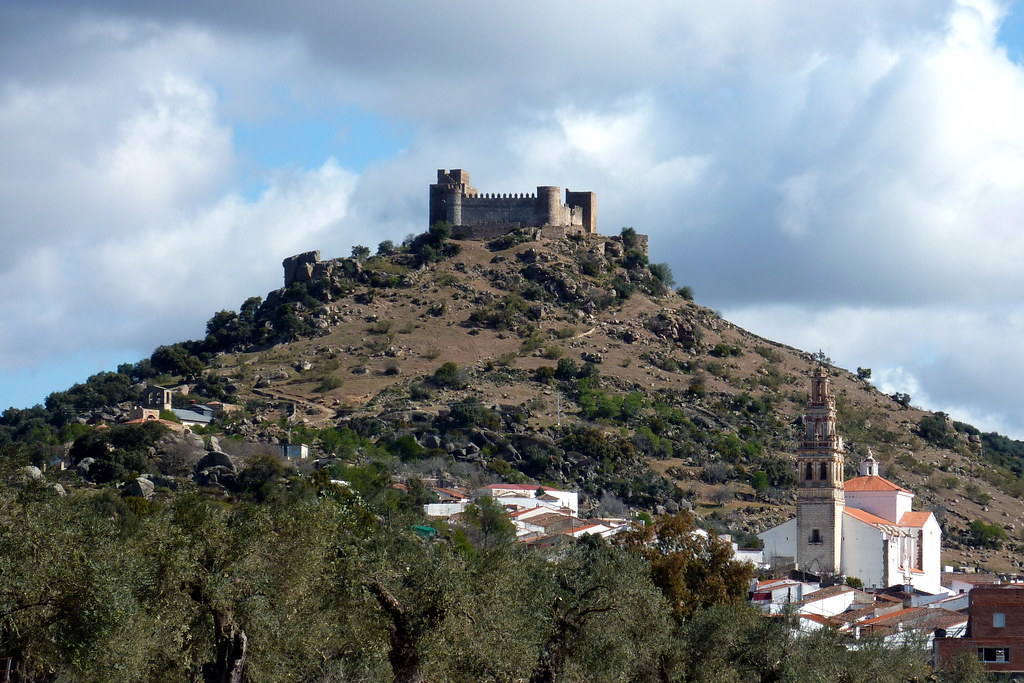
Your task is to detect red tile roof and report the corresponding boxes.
[799,613,835,626]
[793,585,853,605]
[856,607,917,627]
[123,418,182,428]
[942,573,1000,585]
[844,475,911,493]
[509,507,544,518]
[844,506,898,528]
[757,578,799,589]
[857,606,966,631]
[482,483,552,492]
[432,487,468,499]
[899,511,933,527]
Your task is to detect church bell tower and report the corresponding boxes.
[796,365,845,577]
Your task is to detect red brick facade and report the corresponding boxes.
[935,585,1024,672]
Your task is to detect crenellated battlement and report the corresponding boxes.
[429,169,597,237]
[464,192,538,200]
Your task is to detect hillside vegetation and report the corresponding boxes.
[4,224,1024,577]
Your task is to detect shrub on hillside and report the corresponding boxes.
[648,263,675,287]
[968,519,1007,548]
[917,413,956,449]
[431,362,468,389]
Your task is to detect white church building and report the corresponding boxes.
[758,367,942,594]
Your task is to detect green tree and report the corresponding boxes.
[461,496,515,550]
[936,651,990,682]
[238,454,288,502]
[529,537,671,682]
[620,227,638,249]
[891,392,912,408]
[622,511,753,620]
[351,244,371,261]
[360,531,471,683]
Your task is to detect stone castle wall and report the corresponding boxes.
[429,169,597,235]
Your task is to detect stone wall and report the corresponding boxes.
[429,168,595,235]
[459,195,542,228]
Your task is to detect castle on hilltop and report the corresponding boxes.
[281,168,638,288]
[429,169,597,239]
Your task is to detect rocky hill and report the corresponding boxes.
[4,225,1023,572]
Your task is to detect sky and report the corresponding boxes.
[3,1,1024,437]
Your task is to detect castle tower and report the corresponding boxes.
[429,169,475,226]
[536,186,561,226]
[796,366,845,577]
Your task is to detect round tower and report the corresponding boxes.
[536,186,561,226]
[448,187,462,226]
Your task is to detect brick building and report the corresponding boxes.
[934,584,1024,672]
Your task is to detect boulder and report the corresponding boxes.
[124,477,155,500]
[195,466,237,489]
[17,466,43,482]
[282,250,320,287]
[196,451,235,472]
[75,457,96,477]
[206,435,221,453]
[148,475,179,491]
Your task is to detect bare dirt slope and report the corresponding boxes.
[209,233,1023,572]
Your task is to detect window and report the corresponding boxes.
[978,648,1010,663]
[805,463,813,481]
[820,462,828,480]
[994,613,1006,628]
[810,529,822,544]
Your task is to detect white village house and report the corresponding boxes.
[758,367,942,593]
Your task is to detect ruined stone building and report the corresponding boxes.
[759,368,942,593]
[429,169,597,239]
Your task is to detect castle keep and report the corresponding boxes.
[281,168,641,288]
[429,169,597,238]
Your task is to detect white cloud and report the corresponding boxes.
[724,303,1024,438]
[4,0,1024,443]
[0,20,357,372]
